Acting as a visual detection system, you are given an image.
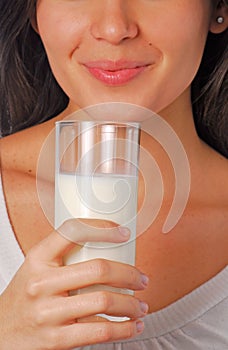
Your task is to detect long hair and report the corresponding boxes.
[0,0,68,135]
[0,0,227,157]
[192,28,228,157]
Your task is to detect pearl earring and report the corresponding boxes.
[216,16,224,24]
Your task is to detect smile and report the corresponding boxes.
[83,60,151,86]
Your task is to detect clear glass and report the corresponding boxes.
[55,120,140,321]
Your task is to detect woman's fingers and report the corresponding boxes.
[60,218,131,243]
[28,218,130,263]
[36,259,149,295]
[43,292,148,325]
[16,219,148,349]
[42,320,144,350]
[1,219,148,349]
[27,229,74,264]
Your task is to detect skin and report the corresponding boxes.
[36,0,213,113]
[0,1,228,349]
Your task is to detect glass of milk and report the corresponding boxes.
[55,120,140,321]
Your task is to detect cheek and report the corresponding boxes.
[135,3,211,111]
[36,3,85,59]
[144,1,211,52]
[145,3,210,82]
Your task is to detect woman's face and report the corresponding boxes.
[36,0,214,114]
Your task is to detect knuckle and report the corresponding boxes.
[60,218,79,239]
[128,268,139,287]
[95,291,112,312]
[25,278,42,297]
[132,296,140,311]
[124,323,135,339]
[60,218,74,233]
[34,306,49,327]
[92,259,110,281]
[126,296,138,316]
[44,329,61,350]
[97,323,113,342]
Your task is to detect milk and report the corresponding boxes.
[55,173,138,308]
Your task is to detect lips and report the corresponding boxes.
[83,60,151,86]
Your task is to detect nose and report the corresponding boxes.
[90,1,139,45]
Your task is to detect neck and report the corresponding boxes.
[1,87,205,183]
[138,88,208,211]
[65,87,202,156]
[159,88,201,153]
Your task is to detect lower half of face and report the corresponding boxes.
[36,0,213,117]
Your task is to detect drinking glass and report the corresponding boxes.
[55,120,140,321]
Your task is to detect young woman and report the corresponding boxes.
[0,1,228,349]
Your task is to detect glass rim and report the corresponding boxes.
[55,120,141,128]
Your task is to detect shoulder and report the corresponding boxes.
[192,142,228,206]
[185,143,228,263]
[0,118,57,174]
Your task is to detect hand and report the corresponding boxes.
[0,219,149,350]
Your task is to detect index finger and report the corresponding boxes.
[28,218,130,262]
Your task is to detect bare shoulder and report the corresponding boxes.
[197,143,228,204]
[190,143,228,257]
[0,118,57,174]
[0,125,40,172]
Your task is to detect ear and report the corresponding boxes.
[30,19,39,34]
[30,5,39,34]
[210,0,228,34]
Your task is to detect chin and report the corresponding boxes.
[70,95,162,116]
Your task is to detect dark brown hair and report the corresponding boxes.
[0,0,227,157]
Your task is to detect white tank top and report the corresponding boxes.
[0,174,227,349]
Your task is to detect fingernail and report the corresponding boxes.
[141,274,149,287]
[140,301,149,314]
[118,227,130,237]
[136,320,144,333]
